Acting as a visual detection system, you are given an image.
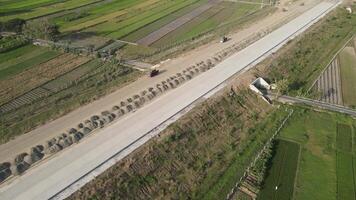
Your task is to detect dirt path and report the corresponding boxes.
[0,0,323,163]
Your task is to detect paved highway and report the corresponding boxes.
[0,1,340,199]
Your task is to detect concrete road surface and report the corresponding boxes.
[0,1,340,200]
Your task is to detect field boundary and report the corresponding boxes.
[226,109,294,199]
[307,34,356,93]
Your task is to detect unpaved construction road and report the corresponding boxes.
[0,1,340,200]
[0,0,324,164]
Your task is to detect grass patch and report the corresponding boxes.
[339,46,356,108]
[257,140,300,200]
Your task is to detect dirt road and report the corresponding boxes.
[0,0,322,163]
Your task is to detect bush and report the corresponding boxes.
[22,19,60,41]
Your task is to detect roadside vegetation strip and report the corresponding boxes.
[257,140,299,200]
[264,5,356,96]
[339,46,356,108]
[67,90,276,200]
[0,50,60,80]
[198,108,291,200]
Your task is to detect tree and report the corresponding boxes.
[0,18,26,33]
[22,19,59,41]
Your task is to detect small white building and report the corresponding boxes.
[249,77,272,104]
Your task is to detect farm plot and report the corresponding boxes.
[336,123,355,200]
[100,0,199,39]
[0,44,61,78]
[151,1,260,47]
[313,58,343,105]
[257,139,300,200]
[0,61,139,143]
[0,53,91,106]
[58,0,159,32]
[339,46,356,108]
[276,107,356,200]
[136,0,220,46]
[0,58,96,113]
[0,0,102,21]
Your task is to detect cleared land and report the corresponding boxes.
[314,58,343,105]
[257,139,299,200]
[278,108,356,200]
[339,46,356,108]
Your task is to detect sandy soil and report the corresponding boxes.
[0,0,323,163]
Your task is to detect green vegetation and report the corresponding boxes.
[0,0,101,21]
[0,36,28,53]
[336,123,352,152]
[257,140,300,200]
[339,46,356,108]
[336,123,354,200]
[68,90,295,200]
[152,1,259,47]
[265,6,356,95]
[277,107,356,200]
[0,45,60,80]
[22,19,60,41]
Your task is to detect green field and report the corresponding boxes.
[276,107,356,200]
[257,140,300,200]
[339,46,356,108]
[0,45,60,80]
[0,0,101,21]
[151,1,259,47]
